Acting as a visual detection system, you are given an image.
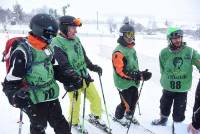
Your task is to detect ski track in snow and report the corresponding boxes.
[0,32,200,134]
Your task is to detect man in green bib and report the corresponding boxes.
[152,27,200,127]
[2,14,71,134]
[112,21,152,125]
[51,15,104,133]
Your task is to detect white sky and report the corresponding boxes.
[1,0,200,23]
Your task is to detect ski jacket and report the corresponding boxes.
[159,43,200,92]
[112,37,140,90]
[51,34,98,79]
[3,34,59,104]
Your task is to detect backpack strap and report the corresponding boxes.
[21,39,33,73]
[11,38,33,74]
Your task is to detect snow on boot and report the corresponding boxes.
[72,124,88,134]
[113,116,129,127]
[88,114,106,127]
[125,114,140,125]
[172,122,188,134]
[151,116,168,126]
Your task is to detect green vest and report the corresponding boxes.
[159,44,200,92]
[51,35,88,77]
[18,44,59,104]
[113,44,140,90]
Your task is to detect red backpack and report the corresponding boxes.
[2,37,33,73]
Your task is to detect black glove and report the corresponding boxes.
[92,65,102,76]
[12,90,31,108]
[127,71,141,81]
[84,75,94,87]
[141,69,152,81]
[64,78,83,92]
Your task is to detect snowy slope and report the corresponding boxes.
[0,32,200,134]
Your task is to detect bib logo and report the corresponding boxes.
[173,57,183,70]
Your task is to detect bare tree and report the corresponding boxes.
[13,3,24,23]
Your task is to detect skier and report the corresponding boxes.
[152,27,200,126]
[188,80,200,134]
[51,15,105,133]
[2,13,71,134]
[112,21,152,126]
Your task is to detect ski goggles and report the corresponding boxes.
[42,29,57,44]
[169,30,183,39]
[43,29,57,37]
[124,31,135,39]
[73,18,82,26]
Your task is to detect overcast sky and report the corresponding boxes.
[1,0,200,23]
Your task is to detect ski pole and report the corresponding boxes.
[81,81,87,134]
[17,109,24,134]
[137,102,141,115]
[62,85,75,99]
[69,90,78,132]
[126,80,144,134]
[98,74,112,133]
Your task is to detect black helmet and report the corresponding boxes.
[119,22,135,35]
[119,22,135,44]
[59,15,82,34]
[29,13,58,43]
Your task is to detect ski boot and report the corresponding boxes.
[151,116,168,126]
[72,124,88,134]
[88,114,106,127]
[113,116,129,127]
[125,114,140,125]
[88,114,112,134]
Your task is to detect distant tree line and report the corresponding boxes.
[0,3,61,25]
[0,4,33,25]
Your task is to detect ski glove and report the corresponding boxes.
[64,78,83,92]
[13,90,31,109]
[91,65,102,76]
[140,69,152,81]
[84,75,94,87]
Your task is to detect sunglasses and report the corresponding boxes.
[124,32,135,39]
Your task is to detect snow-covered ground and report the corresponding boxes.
[0,31,200,134]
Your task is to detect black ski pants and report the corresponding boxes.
[115,86,138,119]
[25,99,71,134]
[160,90,187,122]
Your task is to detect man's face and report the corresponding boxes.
[171,37,182,48]
[67,26,77,39]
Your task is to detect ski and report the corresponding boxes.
[109,113,156,134]
[88,118,112,134]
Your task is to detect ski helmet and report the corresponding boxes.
[120,22,135,34]
[59,15,82,34]
[119,22,135,44]
[29,13,58,43]
[167,27,183,40]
